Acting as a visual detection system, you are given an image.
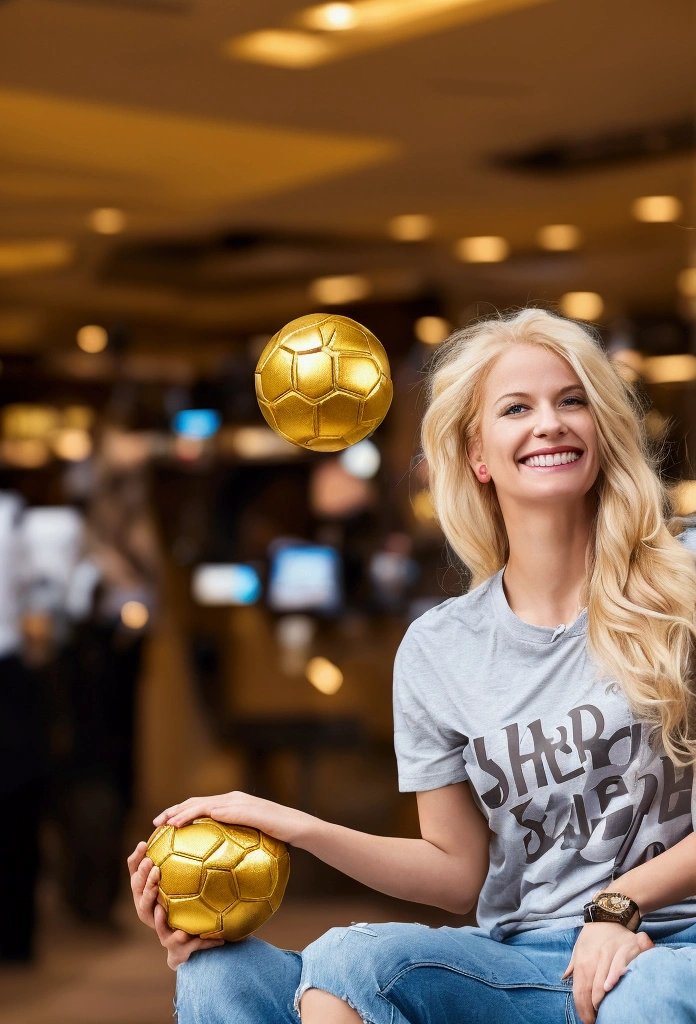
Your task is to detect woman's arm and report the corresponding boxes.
[153,781,491,916]
[592,831,696,913]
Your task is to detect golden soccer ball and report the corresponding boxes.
[255,313,392,452]
[146,817,290,942]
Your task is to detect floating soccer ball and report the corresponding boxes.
[146,817,290,942]
[255,313,393,452]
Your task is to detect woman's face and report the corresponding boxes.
[469,343,600,507]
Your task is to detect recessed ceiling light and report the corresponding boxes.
[309,274,370,304]
[226,30,335,68]
[301,3,358,30]
[453,236,509,263]
[560,291,603,320]
[631,195,682,223]
[88,207,126,234]
[76,324,108,353]
[536,224,582,251]
[414,316,451,345]
[388,214,434,241]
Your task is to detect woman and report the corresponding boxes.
[129,309,696,1024]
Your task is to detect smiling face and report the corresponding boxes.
[468,343,600,507]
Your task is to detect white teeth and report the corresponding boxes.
[522,451,581,467]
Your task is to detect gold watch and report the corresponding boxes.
[583,892,641,931]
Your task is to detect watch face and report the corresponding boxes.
[597,894,630,913]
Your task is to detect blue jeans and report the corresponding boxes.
[174,918,696,1024]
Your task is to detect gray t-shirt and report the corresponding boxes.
[393,536,696,940]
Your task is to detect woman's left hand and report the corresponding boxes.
[562,922,654,1024]
[152,790,309,846]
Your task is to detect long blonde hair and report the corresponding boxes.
[420,307,696,767]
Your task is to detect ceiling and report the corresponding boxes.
[0,0,694,353]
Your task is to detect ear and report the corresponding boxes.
[466,435,484,476]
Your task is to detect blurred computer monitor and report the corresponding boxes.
[267,544,342,614]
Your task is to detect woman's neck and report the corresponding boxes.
[501,501,594,628]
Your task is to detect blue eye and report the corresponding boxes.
[502,396,585,416]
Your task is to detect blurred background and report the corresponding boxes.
[0,0,695,1020]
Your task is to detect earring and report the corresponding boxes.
[479,464,487,478]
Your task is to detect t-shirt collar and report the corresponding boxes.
[490,566,588,644]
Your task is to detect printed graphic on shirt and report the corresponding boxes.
[467,701,694,878]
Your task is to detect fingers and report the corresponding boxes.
[153,903,176,943]
[130,855,154,898]
[603,933,654,991]
[126,842,148,875]
[153,797,209,827]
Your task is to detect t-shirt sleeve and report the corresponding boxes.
[677,525,696,552]
[392,622,470,793]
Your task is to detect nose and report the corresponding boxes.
[532,400,568,437]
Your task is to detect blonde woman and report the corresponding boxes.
[129,309,696,1024]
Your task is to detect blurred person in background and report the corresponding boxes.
[57,424,162,926]
[130,310,696,1024]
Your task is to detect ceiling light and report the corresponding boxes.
[226,30,335,68]
[631,195,682,223]
[536,224,582,251]
[302,2,358,30]
[677,268,696,298]
[0,240,73,274]
[641,354,696,384]
[88,207,126,234]
[414,316,451,345]
[454,235,509,263]
[77,324,108,353]
[388,213,434,241]
[309,274,370,304]
[305,655,343,695]
[560,291,603,320]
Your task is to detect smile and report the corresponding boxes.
[520,451,584,470]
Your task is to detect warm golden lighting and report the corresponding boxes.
[308,274,371,304]
[560,292,603,320]
[88,207,126,234]
[305,655,343,695]
[412,488,435,522]
[454,235,509,263]
[414,316,451,346]
[52,428,92,462]
[677,268,696,298]
[388,213,434,241]
[63,405,95,431]
[302,2,358,29]
[671,480,696,516]
[631,195,682,223]
[0,239,73,274]
[221,426,299,460]
[609,348,643,383]
[1,439,50,468]
[77,324,108,353]
[121,600,149,630]
[2,404,59,440]
[226,30,334,68]
[642,354,696,384]
[536,224,582,251]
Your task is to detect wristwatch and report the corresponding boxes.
[583,892,641,931]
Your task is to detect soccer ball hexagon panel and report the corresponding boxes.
[146,817,290,941]
[255,313,393,452]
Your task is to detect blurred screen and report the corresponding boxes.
[192,563,262,606]
[267,544,342,614]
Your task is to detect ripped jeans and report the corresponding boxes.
[174,918,696,1024]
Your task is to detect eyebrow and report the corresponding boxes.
[495,384,586,406]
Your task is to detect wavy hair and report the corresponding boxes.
[420,307,696,767]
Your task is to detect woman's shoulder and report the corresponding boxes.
[401,572,498,647]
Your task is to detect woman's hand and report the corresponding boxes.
[127,841,225,970]
[152,790,309,845]
[562,922,654,1024]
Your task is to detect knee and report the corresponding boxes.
[302,922,414,994]
[597,947,696,1024]
[175,938,277,1023]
